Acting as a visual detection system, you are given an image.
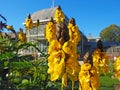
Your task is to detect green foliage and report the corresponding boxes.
[99,87,114,90]
[0,22,51,89]
[100,24,120,42]
[0,51,15,61]
[99,73,119,90]
[9,58,62,90]
[0,14,62,90]
[17,42,40,53]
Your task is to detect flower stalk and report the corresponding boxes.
[45,6,80,90]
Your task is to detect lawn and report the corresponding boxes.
[99,73,119,90]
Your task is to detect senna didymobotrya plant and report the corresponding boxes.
[25,14,33,30]
[79,52,100,90]
[92,40,109,75]
[45,6,80,90]
[18,28,27,42]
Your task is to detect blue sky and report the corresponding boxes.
[0,0,120,37]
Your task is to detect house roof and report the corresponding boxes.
[31,6,57,21]
[30,6,69,24]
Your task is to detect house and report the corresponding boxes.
[87,34,120,60]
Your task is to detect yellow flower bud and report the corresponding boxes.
[25,14,33,30]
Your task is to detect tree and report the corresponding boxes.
[100,24,120,42]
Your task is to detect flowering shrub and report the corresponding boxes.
[45,6,80,90]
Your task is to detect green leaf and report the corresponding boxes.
[4,61,9,67]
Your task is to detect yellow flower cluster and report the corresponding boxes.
[25,14,33,30]
[114,56,120,78]
[6,25,14,30]
[45,20,56,42]
[45,7,80,90]
[47,40,64,80]
[46,26,80,81]
[92,48,109,75]
[62,41,80,82]
[79,62,99,90]
[18,29,27,42]
[54,6,65,23]
[45,20,64,81]
[68,23,81,45]
[64,18,80,84]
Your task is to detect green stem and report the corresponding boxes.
[61,83,65,90]
[72,80,74,90]
[7,59,10,90]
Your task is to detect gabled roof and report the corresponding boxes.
[31,6,69,23]
[31,6,57,21]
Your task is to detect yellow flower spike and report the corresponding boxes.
[18,28,27,42]
[25,14,33,30]
[54,5,65,23]
[79,59,100,90]
[45,9,81,90]
[68,18,81,44]
[6,25,14,30]
[45,17,56,42]
[92,48,109,75]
